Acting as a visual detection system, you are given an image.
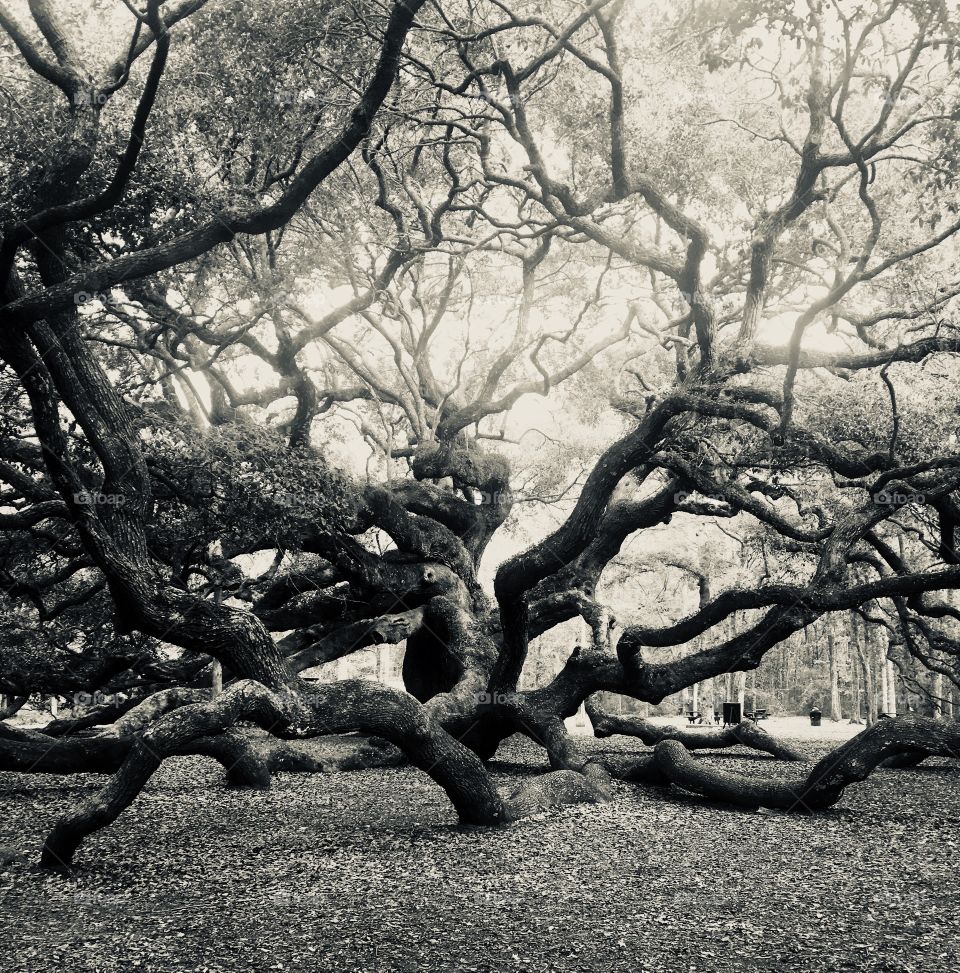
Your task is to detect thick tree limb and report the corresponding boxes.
[0,0,429,329]
[650,715,960,811]
[586,696,809,762]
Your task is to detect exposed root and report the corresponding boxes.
[586,695,808,762]
[502,767,610,820]
[646,715,960,811]
[253,733,405,773]
[502,713,613,819]
[40,679,510,870]
[40,680,303,870]
[38,679,630,871]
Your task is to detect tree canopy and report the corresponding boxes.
[1,0,960,869]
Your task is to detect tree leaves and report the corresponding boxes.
[146,416,359,559]
[0,735,957,972]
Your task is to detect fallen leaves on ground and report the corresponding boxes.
[0,734,957,973]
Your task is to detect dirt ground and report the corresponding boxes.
[1,733,957,973]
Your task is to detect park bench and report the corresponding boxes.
[744,708,769,723]
[685,711,703,725]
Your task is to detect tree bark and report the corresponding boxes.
[880,651,889,717]
[886,658,898,717]
[0,695,28,720]
[734,670,747,708]
[647,715,960,811]
[828,624,843,722]
[853,619,877,726]
[586,696,808,761]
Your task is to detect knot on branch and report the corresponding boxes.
[615,629,645,671]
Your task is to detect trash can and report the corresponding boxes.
[809,706,822,727]
[722,702,742,726]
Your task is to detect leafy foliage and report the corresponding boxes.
[145,416,359,565]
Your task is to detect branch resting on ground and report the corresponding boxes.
[639,715,960,810]
[585,695,809,762]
